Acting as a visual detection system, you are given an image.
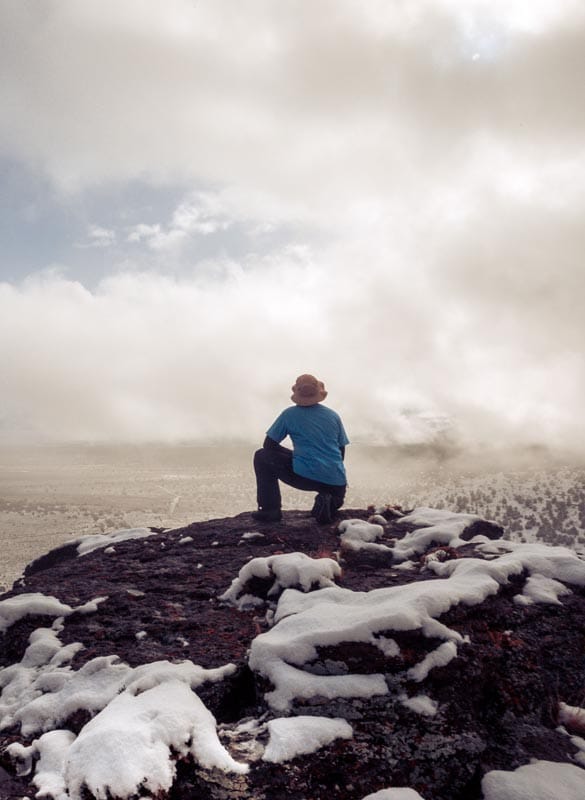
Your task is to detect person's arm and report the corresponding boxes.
[265,411,289,447]
[340,445,345,461]
[263,435,292,455]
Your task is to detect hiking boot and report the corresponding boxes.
[252,509,283,523]
[312,493,333,525]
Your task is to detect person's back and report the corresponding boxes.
[266,403,347,485]
[253,374,349,524]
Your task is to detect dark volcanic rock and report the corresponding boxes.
[460,519,505,541]
[1,508,585,800]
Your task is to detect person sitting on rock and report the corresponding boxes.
[253,374,349,524]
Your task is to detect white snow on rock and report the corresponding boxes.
[249,532,585,711]
[482,759,585,799]
[392,507,493,562]
[0,593,107,637]
[75,527,158,556]
[514,574,573,606]
[338,519,391,554]
[431,541,585,588]
[65,680,247,799]
[570,735,585,768]
[367,514,388,525]
[123,658,235,695]
[399,693,439,717]
[220,552,341,606]
[361,789,427,799]
[4,621,244,799]
[8,729,75,800]
[392,560,417,571]
[398,508,485,529]
[407,641,457,682]
[557,703,585,767]
[5,507,585,799]
[1,617,236,738]
[559,702,585,732]
[0,594,74,634]
[2,646,125,736]
[9,683,247,800]
[262,715,353,763]
[373,636,400,658]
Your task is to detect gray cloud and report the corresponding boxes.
[2,1,584,202]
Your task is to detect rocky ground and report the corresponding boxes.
[2,508,585,800]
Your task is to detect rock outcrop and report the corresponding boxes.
[1,507,585,800]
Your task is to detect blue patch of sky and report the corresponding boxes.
[0,158,75,282]
[0,157,188,286]
[0,157,309,288]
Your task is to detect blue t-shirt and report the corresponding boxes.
[266,404,349,486]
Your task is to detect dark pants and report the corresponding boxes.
[254,442,346,512]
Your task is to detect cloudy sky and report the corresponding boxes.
[1,0,584,450]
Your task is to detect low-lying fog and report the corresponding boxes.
[1,441,581,592]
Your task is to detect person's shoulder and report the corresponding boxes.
[276,405,300,420]
[318,403,341,416]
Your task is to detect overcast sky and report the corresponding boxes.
[1,0,584,451]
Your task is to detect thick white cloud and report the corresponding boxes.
[1,221,583,448]
[1,1,584,449]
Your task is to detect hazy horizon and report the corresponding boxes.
[2,438,584,592]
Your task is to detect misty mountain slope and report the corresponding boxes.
[408,466,585,549]
[1,507,585,800]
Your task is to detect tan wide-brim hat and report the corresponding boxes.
[291,374,328,406]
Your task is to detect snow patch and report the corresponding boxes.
[482,759,585,799]
[9,681,248,800]
[432,541,585,589]
[407,641,458,682]
[368,514,388,525]
[393,507,492,561]
[262,715,352,763]
[64,680,247,799]
[399,693,439,717]
[559,702,585,732]
[570,735,585,768]
[514,574,572,606]
[373,636,400,658]
[361,789,426,800]
[1,620,236,737]
[397,507,485,529]
[4,622,243,800]
[249,531,585,712]
[0,594,74,634]
[338,519,391,554]
[8,729,75,800]
[220,552,341,607]
[75,527,158,557]
[392,560,417,571]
